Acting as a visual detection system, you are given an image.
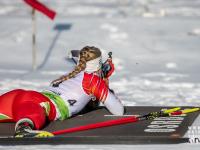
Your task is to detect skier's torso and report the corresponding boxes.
[42,70,124,120]
[43,71,93,119]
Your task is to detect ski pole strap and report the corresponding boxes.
[41,91,70,121]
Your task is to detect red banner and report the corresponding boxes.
[23,0,56,20]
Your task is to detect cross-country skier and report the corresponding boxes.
[0,46,124,137]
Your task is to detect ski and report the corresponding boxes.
[138,107,181,118]
[51,107,198,136]
[139,108,199,121]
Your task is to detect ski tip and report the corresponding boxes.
[163,107,181,114]
[182,108,199,114]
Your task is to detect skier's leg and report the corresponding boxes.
[0,89,25,122]
[12,91,54,137]
[12,91,47,130]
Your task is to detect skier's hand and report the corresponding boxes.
[109,88,114,94]
[85,96,100,110]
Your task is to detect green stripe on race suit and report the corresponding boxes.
[41,92,69,121]
[0,113,11,120]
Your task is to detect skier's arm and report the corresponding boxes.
[85,96,100,110]
[83,73,124,115]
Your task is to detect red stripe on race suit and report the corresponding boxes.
[82,73,108,103]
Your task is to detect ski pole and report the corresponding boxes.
[51,107,179,135]
[52,107,196,136]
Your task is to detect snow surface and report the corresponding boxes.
[0,144,200,150]
[0,0,200,149]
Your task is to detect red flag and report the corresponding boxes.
[23,0,56,20]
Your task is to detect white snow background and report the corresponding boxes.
[0,0,200,149]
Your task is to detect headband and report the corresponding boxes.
[77,56,102,72]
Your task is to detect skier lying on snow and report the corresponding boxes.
[0,46,124,137]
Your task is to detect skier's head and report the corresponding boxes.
[78,46,102,72]
[51,46,102,84]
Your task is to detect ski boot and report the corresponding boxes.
[14,123,54,138]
